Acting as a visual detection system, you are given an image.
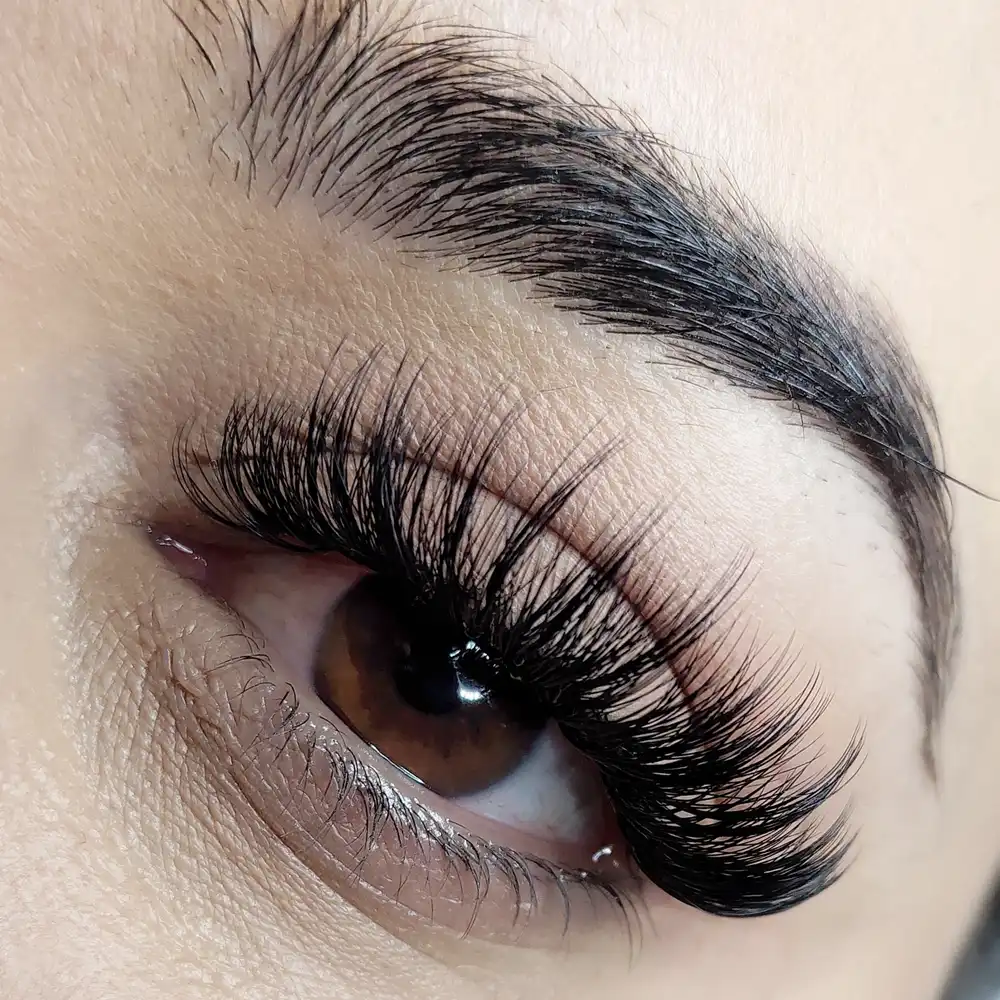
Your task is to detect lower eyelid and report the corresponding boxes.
[145,539,646,949]
[202,659,641,948]
[173,538,627,859]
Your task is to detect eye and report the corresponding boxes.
[165,537,625,872]
[164,367,858,938]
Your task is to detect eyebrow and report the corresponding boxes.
[173,0,956,763]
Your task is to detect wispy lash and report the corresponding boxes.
[174,358,861,917]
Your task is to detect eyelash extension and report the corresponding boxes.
[173,357,861,919]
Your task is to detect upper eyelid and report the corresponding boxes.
[175,387,712,679]
[173,368,695,668]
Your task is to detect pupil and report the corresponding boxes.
[392,656,460,716]
[391,638,492,716]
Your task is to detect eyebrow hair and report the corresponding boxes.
[173,0,956,765]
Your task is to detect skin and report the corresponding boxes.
[0,1,997,998]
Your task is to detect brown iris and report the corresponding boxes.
[313,574,546,797]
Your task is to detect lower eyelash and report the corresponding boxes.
[216,645,643,945]
[173,354,861,920]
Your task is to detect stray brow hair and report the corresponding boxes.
[170,0,955,764]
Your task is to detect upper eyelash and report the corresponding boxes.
[173,356,862,918]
